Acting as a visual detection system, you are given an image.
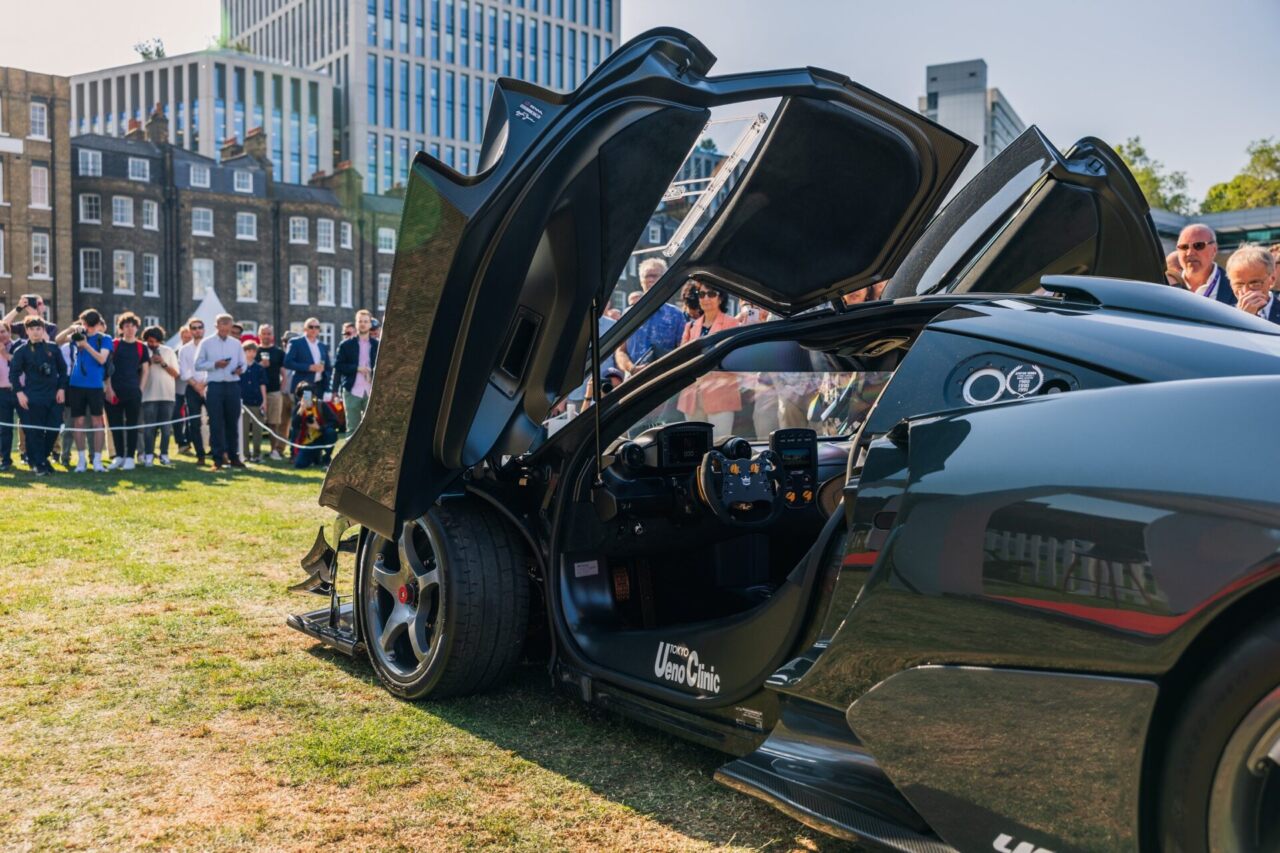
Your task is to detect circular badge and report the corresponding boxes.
[1005,364,1045,397]
[961,367,1007,406]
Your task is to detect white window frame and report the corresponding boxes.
[0,160,5,205]
[317,218,335,253]
[235,211,258,241]
[233,169,253,193]
[289,264,309,304]
[377,227,396,253]
[0,226,5,276]
[189,164,211,188]
[78,149,102,177]
[377,272,391,311]
[112,196,134,227]
[143,314,161,329]
[340,221,353,249]
[112,250,135,293]
[28,102,48,139]
[79,193,101,224]
[192,258,213,300]
[79,248,102,292]
[340,268,354,308]
[30,165,49,208]
[289,216,309,244]
[236,260,258,303]
[31,232,50,278]
[191,207,214,236]
[142,253,160,297]
[127,157,150,182]
[142,199,159,230]
[648,223,661,243]
[317,266,336,305]
[319,322,336,349]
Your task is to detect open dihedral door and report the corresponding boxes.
[321,27,974,539]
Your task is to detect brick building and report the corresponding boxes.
[0,67,73,325]
[71,109,389,347]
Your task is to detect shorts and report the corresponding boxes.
[67,386,105,417]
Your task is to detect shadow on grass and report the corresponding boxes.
[0,458,324,492]
[303,646,859,851]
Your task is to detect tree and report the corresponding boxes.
[133,38,165,61]
[1201,138,1280,213]
[1114,136,1193,215]
[698,137,718,152]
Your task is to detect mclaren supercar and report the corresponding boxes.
[288,29,1280,852]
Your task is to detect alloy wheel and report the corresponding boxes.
[362,517,447,680]
[1208,685,1280,852]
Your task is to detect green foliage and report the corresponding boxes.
[133,38,165,61]
[698,137,718,151]
[1201,138,1280,213]
[1114,136,1193,215]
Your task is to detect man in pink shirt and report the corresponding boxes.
[334,309,379,435]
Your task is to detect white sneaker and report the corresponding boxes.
[270,450,283,461]
[144,454,154,467]
[109,457,125,470]
[93,457,107,473]
[123,457,136,471]
[160,454,170,465]
[75,456,87,473]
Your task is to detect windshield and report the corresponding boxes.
[548,366,892,442]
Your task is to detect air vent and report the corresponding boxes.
[492,307,542,397]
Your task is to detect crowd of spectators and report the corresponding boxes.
[0,301,381,476]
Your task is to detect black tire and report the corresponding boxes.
[1159,613,1280,852]
[355,500,529,700]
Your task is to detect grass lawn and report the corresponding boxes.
[0,455,853,851]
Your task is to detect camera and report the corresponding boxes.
[20,294,41,311]
[71,330,87,343]
[37,361,54,378]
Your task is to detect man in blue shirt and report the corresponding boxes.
[55,309,113,473]
[614,258,686,375]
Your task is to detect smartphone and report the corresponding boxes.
[302,390,313,407]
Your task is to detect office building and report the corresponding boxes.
[919,59,1024,191]
[1151,206,1280,258]
[70,51,335,185]
[0,67,74,324]
[221,0,622,191]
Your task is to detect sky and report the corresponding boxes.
[3,0,1275,203]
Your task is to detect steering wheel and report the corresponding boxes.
[696,448,786,528]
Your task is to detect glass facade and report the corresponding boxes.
[233,65,246,142]
[272,74,284,179]
[289,78,302,183]
[308,81,320,179]
[214,63,226,144]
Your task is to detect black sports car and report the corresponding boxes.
[288,29,1280,852]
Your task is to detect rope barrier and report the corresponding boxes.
[239,405,341,451]
[3,408,342,450]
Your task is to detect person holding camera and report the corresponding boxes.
[140,325,180,466]
[54,309,113,473]
[104,313,149,471]
[2,294,56,343]
[288,380,337,469]
[9,316,67,476]
[195,313,247,471]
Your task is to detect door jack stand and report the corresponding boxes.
[286,519,364,656]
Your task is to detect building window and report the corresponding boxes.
[79,193,102,223]
[233,169,253,193]
[236,261,258,302]
[143,315,161,329]
[289,265,309,304]
[112,196,134,227]
[319,322,335,349]
[79,248,102,292]
[192,207,213,236]
[142,253,160,296]
[128,157,150,182]
[289,216,309,243]
[28,102,48,139]
[142,199,159,230]
[31,232,50,277]
[377,227,396,253]
[113,250,135,293]
[236,211,257,240]
[0,160,4,204]
[340,268,354,307]
[30,165,49,207]
[190,164,211,187]
[340,221,353,249]
[648,223,661,243]
[78,149,102,176]
[316,266,336,305]
[308,220,333,256]
[192,258,213,300]
[377,272,390,310]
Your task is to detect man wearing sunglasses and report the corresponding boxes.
[1177,224,1234,307]
[178,317,210,466]
[284,317,332,395]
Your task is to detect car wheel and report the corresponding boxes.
[355,501,529,700]
[1159,613,1280,852]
